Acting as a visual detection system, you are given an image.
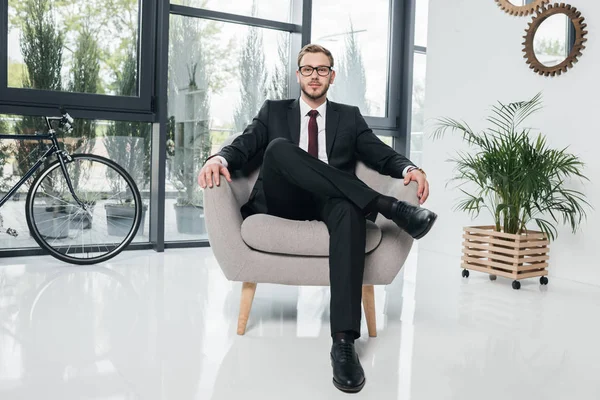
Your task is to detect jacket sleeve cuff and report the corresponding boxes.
[205,154,228,168]
[214,156,228,168]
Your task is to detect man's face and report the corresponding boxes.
[296,52,336,101]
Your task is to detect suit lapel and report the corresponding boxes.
[325,100,339,158]
[287,99,301,144]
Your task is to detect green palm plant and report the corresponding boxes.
[431,93,591,241]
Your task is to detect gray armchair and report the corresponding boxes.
[203,134,418,337]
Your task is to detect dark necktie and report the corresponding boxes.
[307,109,319,158]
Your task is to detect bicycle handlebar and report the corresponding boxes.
[42,107,75,134]
[58,106,74,133]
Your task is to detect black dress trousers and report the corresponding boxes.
[260,138,381,338]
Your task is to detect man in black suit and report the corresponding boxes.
[198,44,436,393]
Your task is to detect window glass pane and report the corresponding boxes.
[167,15,290,241]
[415,0,429,47]
[377,135,393,147]
[170,0,292,23]
[7,0,140,96]
[0,114,151,250]
[311,0,390,118]
[410,53,426,168]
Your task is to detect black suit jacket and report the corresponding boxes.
[208,98,415,218]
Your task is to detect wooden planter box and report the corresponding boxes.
[461,226,550,288]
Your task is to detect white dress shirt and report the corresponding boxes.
[298,97,329,163]
[213,98,415,177]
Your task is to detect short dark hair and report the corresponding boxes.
[297,44,334,68]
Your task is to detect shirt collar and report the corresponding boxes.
[300,97,327,119]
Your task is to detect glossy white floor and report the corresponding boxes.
[1,245,600,399]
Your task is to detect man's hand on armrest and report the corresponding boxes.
[198,157,232,189]
[402,167,429,205]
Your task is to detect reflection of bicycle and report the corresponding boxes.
[0,108,142,265]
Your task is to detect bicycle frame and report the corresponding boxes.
[0,116,86,209]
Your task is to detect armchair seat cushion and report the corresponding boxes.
[240,214,383,256]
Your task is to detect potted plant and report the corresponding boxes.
[173,180,206,235]
[432,93,591,289]
[103,189,147,237]
[32,187,96,238]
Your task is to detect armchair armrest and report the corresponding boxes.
[373,177,419,234]
[203,180,251,280]
[385,179,419,205]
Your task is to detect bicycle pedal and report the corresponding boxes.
[6,228,18,237]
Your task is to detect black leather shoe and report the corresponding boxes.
[391,200,437,239]
[330,339,366,393]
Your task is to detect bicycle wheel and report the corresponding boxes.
[25,154,143,265]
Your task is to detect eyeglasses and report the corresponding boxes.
[298,65,333,77]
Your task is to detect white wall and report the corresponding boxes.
[420,0,600,285]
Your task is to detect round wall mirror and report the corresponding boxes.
[523,4,588,76]
[533,13,576,67]
[495,0,550,16]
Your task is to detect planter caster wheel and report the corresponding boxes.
[489,274,497,281]
[540,276,548,285]
[512,280,521,290]
[462,269,469,278]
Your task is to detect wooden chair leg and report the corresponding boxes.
[362,285,377,337]
[237,282,257,335]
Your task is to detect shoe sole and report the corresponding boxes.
[413,213,438,240]
[332,377,366,393]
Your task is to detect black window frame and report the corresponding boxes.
[0,0,158,121]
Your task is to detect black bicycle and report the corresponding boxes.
[0,108,143,265]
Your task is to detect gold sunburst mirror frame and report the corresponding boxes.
[495,0,550,16]
[522,3,588,77]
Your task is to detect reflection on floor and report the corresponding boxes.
[1,246,599,399]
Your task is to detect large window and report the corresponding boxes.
[7,0,141,96]
[166,14,291,241]
[0,0,420,253]
[410,0,429,168]
[0,114,151,250]
[414,0,428,48]
[311,0,391,118]
[310,0,419,156]
[1,0,154,114]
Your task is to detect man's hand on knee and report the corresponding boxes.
[198,158,232,188]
